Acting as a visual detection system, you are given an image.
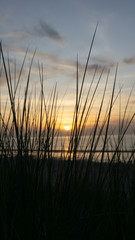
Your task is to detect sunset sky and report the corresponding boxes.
[0,0,135,130]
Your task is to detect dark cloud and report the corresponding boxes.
[78,62,103,71]
[73,61,115,75]
[123,57,135,64]
[92,57,115,69]
[33,20,63,42]
[88,64,107,72]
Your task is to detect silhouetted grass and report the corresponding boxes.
[0,27,135,240]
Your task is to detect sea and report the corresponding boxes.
[54,134,135,151]
[51,134,135,161]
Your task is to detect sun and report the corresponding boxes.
[64,125,71,131]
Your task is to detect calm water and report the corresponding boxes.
[51,134,135,161]
[54,134,135,151]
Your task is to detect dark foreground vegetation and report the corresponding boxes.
[0,26,135,239]
[0,155,135,240]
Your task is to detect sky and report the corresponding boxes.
[0,0,135,130]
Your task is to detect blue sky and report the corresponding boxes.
[0,0,135,128]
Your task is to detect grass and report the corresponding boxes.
[0,27,135,239]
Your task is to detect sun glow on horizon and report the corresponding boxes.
[64,125,71,131]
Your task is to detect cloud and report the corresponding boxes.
[123,57,135,65]
[32,20,63,42]
[73,58,115,75]
[92,57,115,69]
[0,31,30,40]
[0,20,64,44]
[14,48,115,78]
[0,45,116,89]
